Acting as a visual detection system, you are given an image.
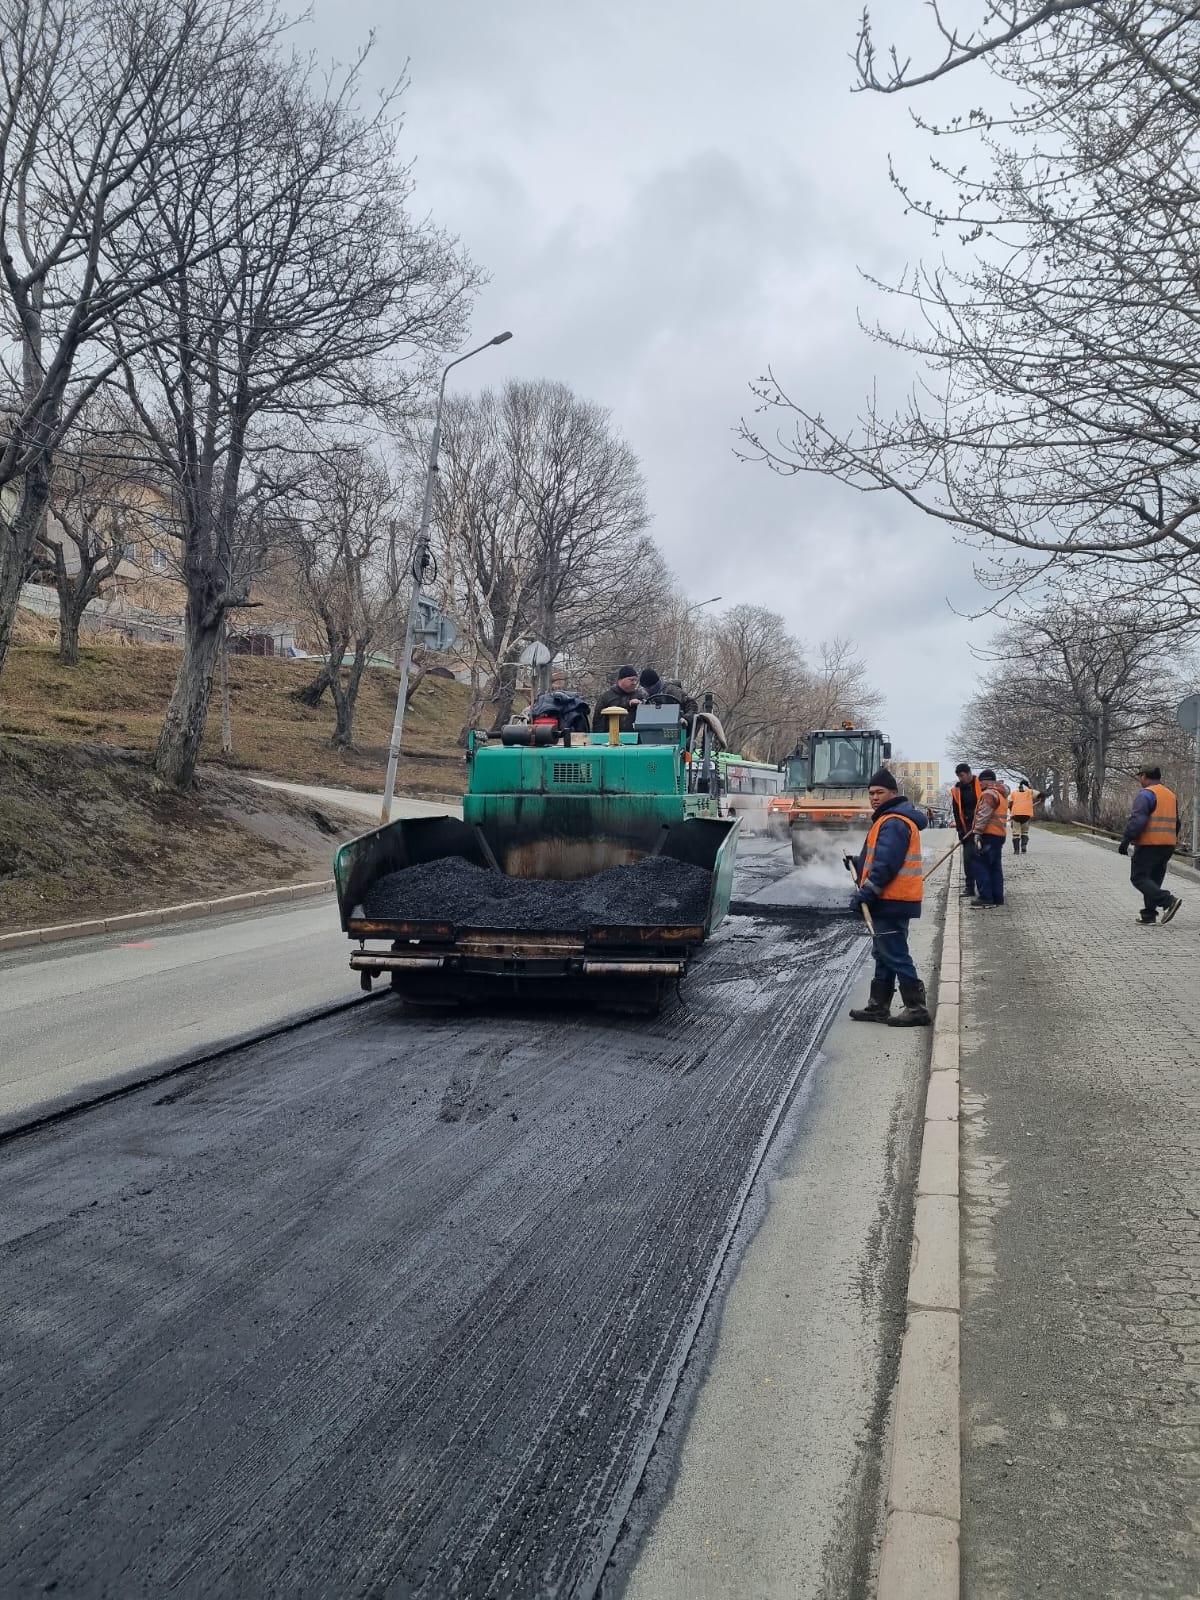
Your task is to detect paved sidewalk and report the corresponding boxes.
[960,830,1200,1598]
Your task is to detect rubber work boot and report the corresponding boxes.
[849,977,896,1023]
[888,979,932,1027]
[1012,839,1020,854]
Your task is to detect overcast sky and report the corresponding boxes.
[306,0,993,775]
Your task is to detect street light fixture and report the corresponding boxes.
[380,331,514,823]
[674,594,721,680]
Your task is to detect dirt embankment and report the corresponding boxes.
[0,737,366,934]
[0,642,470,797]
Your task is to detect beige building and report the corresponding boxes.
[891,760,941,805]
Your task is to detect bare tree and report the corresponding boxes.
[740,3,1200,622]
[285,446,411,749]
[0,0,283,680]
[116,45,476,786]
[512,380,651,695]
[430,380,652,736]
[797,636,882,730]
[35,408,135,663]
[954,592,1188,818]
[707,603,807,759]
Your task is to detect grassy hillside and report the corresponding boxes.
[0,642,470,797]
[0,737,367,933]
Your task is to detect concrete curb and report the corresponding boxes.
[0,878,335,954]
[877,862,961,1600]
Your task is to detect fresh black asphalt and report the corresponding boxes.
[361,854,713,930]
[1,849,866,1599]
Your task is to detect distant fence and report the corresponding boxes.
[18,584,302,653]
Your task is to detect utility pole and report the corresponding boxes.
[673,594,721,681]
[380,331,513,824]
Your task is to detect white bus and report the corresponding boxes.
[719,753,785,833]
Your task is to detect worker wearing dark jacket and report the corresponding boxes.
[592,666,644,733]
[848,769,931,1027]
[950,763,982,897]
[1119,765,1183,925]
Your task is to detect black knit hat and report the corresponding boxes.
[978,768,996,782]
[868,767,899,791]
[615,664,636,681]
[639,666,663,691]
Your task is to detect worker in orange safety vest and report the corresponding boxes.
[1008,780,1044,855]
[1118,765,1182,925]
[847,768,931,1027]
[970,769,1010,907]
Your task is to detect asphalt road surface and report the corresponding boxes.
[1,894,867,1599]
[0,898,357,1124]
[0,791,457,1125]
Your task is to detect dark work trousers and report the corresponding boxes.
[871,910,920,985]
[1130,844,1175,916]
[974,835,1005,904]
[960,833,978,893]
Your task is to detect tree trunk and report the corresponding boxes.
[56,580,86,667]
[294,665,332,706]
[457,669,488,746]
[154,601,224,788]
[488,663,519,734]
[329,651,367,749]
[0,469,51,681]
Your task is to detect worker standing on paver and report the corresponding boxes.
[1118,765,1183,925]
[592,666,645,733]
[951,762,982,897]
[1008,780,1041,855]
[971,769,1010,908]
[847,768,931,1027]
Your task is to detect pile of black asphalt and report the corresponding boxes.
[361,853,713,930]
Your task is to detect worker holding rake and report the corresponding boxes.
[847,769,931,1027]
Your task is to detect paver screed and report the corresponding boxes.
[960,829,1200,1598]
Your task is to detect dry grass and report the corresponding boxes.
[0,736,369,933]
[0,642,470,797]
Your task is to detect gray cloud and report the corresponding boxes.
[302,0,992,771]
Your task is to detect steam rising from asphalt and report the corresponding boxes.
[788,832,862,896]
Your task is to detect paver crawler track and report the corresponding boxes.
[1,914,864,1599]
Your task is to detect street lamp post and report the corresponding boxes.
[380,331,513,823]
[673,594,721,681]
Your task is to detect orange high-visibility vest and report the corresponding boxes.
[859,812,924,904]
[951,778,981,832]
[1009,788,1035,819]
[980,787,1008,836]
[1135,783,1178,847]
